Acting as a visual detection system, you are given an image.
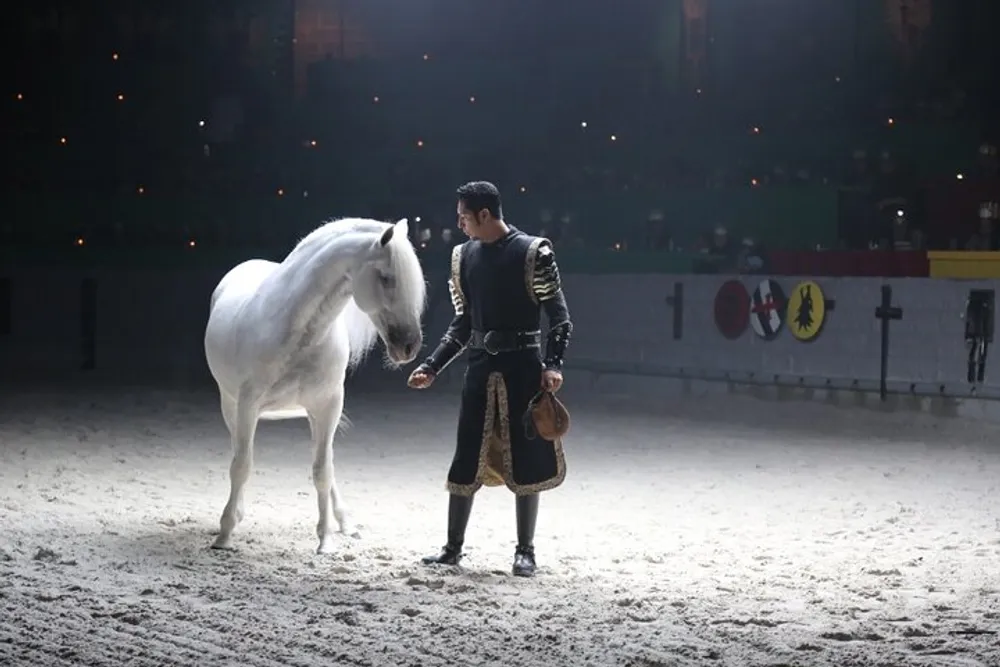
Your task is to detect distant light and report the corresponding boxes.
[59,137,67,144]
[834,76,841,83]
[112,52,119,61]
[957,173,964,180]
[373,96,379,103]
[309,139,317,147]
[580,121,587,128]
[116,93,125,101]
[610,135,617,141]
[414,216,422,222]
[137,185,144,194]
[613,242,622,251]
[887,117,895,125]
[15,93,23,101]
[519,186,527,193]
[695,88,702,94]
[422,53,430,61]
[752,126,760,134]
[469,96,476,103]
[277,188,285,196]
[198,120,205,127]
[751,178,759,186]
[416,139,424,148]
[75,237,84,246]
[188,240,196,248]
[896,209,904,217]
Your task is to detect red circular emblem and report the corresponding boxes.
[714,279,750,339]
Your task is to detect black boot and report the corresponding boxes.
[512,494,539,577]
[421,493,474,566]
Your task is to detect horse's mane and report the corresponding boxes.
[289,217,427,369]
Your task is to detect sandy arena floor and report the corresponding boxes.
[0,384,998,667]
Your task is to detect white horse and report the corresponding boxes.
[203,217,426,554]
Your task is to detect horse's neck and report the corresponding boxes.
[271,232,368,338]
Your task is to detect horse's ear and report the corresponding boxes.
[379,226,394,247]
[394,217,409,239]
[379,218,408,247]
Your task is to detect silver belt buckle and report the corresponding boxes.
[482,331,501,355]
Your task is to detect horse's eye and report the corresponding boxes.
[379,273,396,290]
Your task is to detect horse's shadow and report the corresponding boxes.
[96,519,315,575]
[102,521,221,558]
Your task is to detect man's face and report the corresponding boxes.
[456,202,487,239]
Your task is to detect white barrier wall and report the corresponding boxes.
[560,274,999,399]
[1,268,998,401]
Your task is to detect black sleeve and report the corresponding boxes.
[420,246,471,374]
[531,241,573,370]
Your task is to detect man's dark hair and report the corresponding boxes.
[456,181,502,220]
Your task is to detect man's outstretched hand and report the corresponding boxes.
[407,367,435,389]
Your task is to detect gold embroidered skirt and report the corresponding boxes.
[446,364,566,497]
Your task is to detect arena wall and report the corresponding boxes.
[2,267,999,419]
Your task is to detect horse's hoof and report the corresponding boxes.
[210,536,235,551]
[338,524,361,539]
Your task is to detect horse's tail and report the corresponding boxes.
[341,297,379,369]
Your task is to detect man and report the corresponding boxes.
[407,181,572,577]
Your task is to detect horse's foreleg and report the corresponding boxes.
[220,392,237,435]
[308,390,348,554]
[213,396,259,550]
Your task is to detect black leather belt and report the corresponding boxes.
[469,329,541,355]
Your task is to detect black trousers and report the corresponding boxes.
[446,349,566,496]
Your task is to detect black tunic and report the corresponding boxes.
[420,226,573,496]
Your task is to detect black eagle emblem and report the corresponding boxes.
[794,285,815,332]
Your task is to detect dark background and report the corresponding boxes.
[3,0,998,255]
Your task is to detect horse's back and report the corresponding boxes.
[210,259,279,313]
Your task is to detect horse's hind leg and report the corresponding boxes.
[212,394,259,550]
[308,389,351,554]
